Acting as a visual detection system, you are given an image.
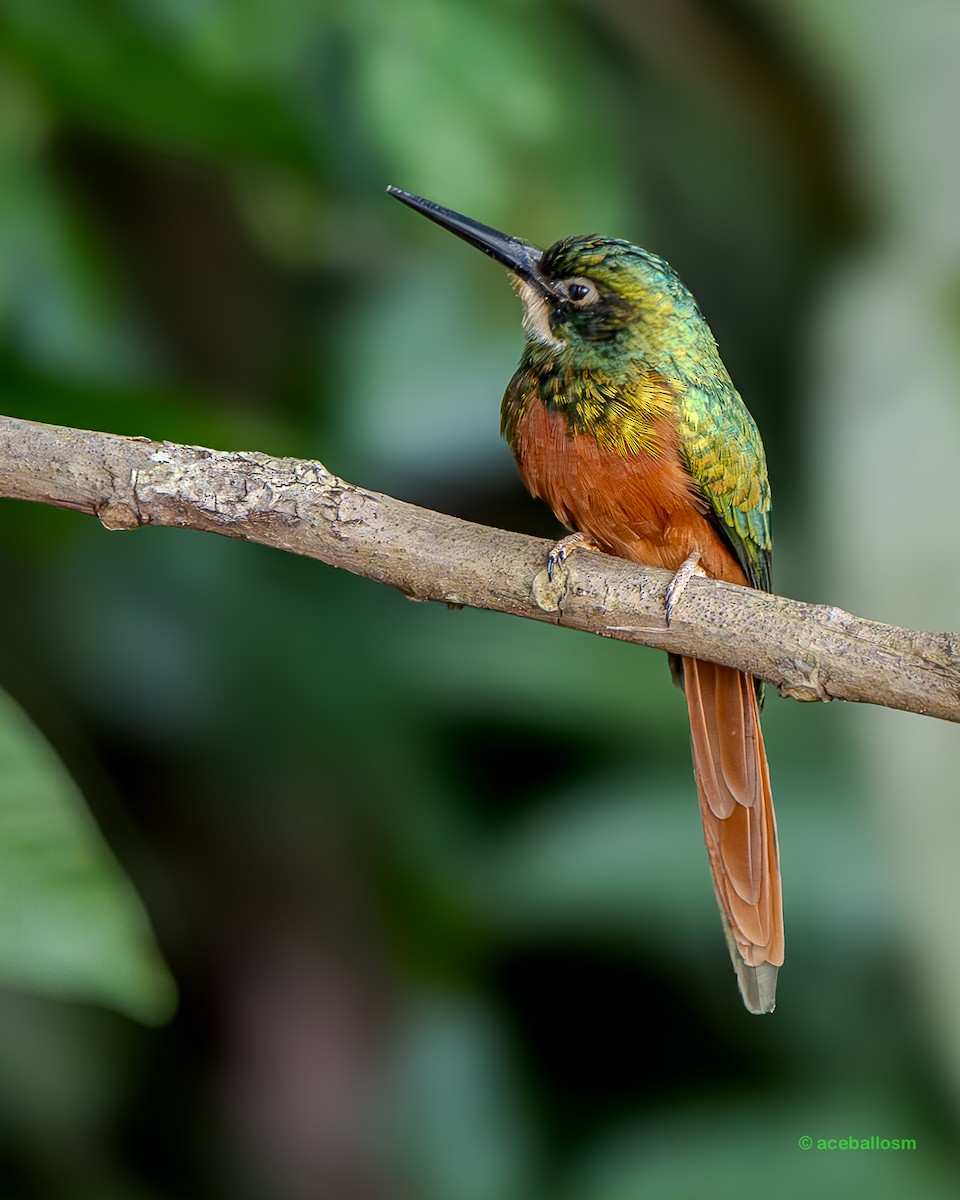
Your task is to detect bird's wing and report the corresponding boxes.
[677,380,772,593]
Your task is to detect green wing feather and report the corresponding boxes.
[677,379,772,593]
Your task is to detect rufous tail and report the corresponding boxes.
[681,657,783,1014]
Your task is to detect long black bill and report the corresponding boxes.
[387,186,547,288]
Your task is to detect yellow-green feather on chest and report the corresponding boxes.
[502,362,678,458]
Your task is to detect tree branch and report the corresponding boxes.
[2,414,958,722]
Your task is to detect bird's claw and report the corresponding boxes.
[665,551,705,627]
[546,532,598,582]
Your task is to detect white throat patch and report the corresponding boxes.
[512,277,566,350]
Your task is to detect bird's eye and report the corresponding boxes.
[561,278,599,306]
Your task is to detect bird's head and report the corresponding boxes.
[387,187,718,377]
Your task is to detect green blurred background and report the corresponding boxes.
[2,1,960,1196]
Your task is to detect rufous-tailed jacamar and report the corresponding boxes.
[388,187,783,1014]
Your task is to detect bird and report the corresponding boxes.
[387,186,783,1014]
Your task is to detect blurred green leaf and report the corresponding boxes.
[0,0,314,168]
[0,67,148,379]
[349,0,628,231]
[0,687,176,1024]
[476,775,704,941]
[387,995,537,1200]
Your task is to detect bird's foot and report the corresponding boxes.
[665,551,706,627]
[546,532,600,582]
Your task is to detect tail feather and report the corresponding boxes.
[716,666,758,807]
[682,657,783,1014]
